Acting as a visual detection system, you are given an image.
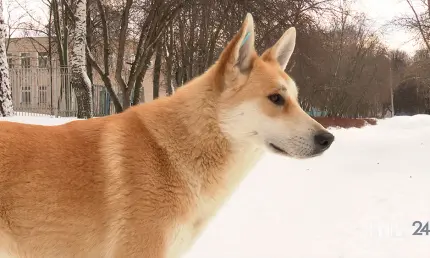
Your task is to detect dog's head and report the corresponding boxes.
[216,13,334,159]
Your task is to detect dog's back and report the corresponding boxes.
[0,109,188,257]
[0,117,105,255]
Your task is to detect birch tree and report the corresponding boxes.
[0,0,13,117]
[71,0,93,118]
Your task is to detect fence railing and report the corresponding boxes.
[9,67,115,117]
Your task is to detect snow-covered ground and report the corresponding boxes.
[0,115,77,125]
[1,115,430,257]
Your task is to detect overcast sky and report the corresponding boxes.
[3,0,426,56]
[352,0,426,55]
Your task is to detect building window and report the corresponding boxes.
[21,53,31,68]
[38,52,48,68]
[38,85,47,105]
[21,85,31,105]
[7,53,14,68]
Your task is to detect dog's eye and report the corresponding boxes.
[267,93,285,106]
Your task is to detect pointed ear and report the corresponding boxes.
[234,13,256,72]
[219,13,256,73]
[262,27,296,71]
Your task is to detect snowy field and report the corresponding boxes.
[1,115,430,257]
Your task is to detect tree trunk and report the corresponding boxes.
[74,76,93,118]
[152,42,162,100]
[86,0,94,114]
[187,7,196,79]
[0,0,13,117]
[61,0,71,115]
[90,0,123,113]
[71,0,93,118]
[132,54,152,105]
[164,25,174,95]
[86,0,93,84]
[48,5,54,116]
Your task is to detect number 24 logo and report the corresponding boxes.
[412,221,430,235]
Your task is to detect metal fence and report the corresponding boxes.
[9,67,115,117]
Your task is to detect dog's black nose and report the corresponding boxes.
[314,131,334,151]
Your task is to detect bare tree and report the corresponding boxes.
[394,77,430,114]
[70,0,93,118]
[4,0,27,51]
[393,0,430,52]
[163,22,174,95]
[87,0,185,112]
[0,0,13,117]
[152,41,162,99]
[10,0,425,118]
[164,0,334,91]
[406,0,430,51]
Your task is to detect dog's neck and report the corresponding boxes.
[134,68,263,194]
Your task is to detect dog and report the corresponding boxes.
[0,13,334,258]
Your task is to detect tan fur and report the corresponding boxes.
[0,14,333,257]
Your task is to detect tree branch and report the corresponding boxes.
[115,0,133,92]
[406,0,430,51]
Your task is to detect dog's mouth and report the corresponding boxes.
[267,143,290,156]
[266,142,324,159]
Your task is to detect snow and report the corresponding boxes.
[0,115,76,125]
[1,114,430,257]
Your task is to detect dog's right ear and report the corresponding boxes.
[261,27,296,71]
[215,13,256,89]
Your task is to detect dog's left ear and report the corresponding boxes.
[262,27,296,71]
[218,13,256,76]
[233,13,256,72]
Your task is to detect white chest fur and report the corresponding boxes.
[166,146,264,258]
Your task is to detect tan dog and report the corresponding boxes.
[0,13,334,258]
